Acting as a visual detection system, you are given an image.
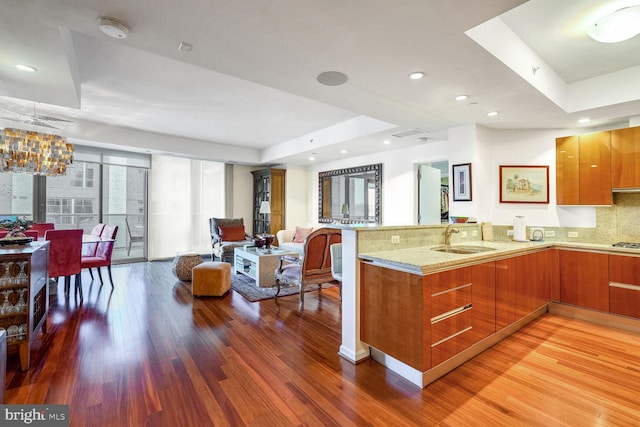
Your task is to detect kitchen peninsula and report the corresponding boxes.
[357,237,640,388]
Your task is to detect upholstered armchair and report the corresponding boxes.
[209,218,253,264]
[274,227,342,310]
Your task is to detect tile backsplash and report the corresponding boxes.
[357,193,640,253]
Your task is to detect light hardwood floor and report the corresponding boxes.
[5,261,640,426]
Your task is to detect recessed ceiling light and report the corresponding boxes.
[587,5,640,43]
[487,111,499,117]
[578,117,591,123]
[16,64,37,72]
[455,95,468,101]
[340,149,347,154]
[409,71,425,80]
[383,140,391,145]
[98,17,130,39]
[308,156,315,161]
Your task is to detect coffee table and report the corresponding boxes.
[233,247,298,287]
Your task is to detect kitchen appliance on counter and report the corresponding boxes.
[612,242,640,249]
[529,227,545,241]
[513,216,527,242]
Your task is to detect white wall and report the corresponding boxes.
[306,141,449,226]
[283,166,310,229]
[299,125,631,228]
[231,165,255,233]
[472,126,596,227]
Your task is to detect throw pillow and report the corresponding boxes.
[219,225,246,241]
[293,226,313,243]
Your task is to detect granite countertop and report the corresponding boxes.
[358,240,636,275]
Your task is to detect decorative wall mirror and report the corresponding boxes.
[318,163,382,224]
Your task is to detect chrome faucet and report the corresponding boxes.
[444,223,460,246]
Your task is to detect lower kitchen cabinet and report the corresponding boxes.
[496,250,550,331]
[428,266,474,367]
[360,263,428,371]
[609,254,640,319]
[361,258,501,371]
[559,249,609,312]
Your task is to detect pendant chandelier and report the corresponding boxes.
[0,128,74,176]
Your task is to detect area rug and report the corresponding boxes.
[230,273,335,302]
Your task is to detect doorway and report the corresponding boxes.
[417,161,448,225]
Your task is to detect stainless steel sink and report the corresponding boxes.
[431,245,496,254]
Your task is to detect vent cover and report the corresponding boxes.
[392,129,425,138]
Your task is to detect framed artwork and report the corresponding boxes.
[499,165,549,204]
[452,163,472,201]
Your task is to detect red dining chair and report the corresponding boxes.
[0,230,8,239]
[23,230,39,240]
[83,223,106,257]
[30,223,55,238]
[82,225,118,287]
[45,229,83,297]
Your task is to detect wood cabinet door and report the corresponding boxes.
[269,169,286,236]
[559,250,609,312]
[609,254,640,319]
[495,257,516,331]
[556,135,580,205]
[579,131,612,205]
[515,250,550,319]
[611,127,640,189]
[360,262,429,371]
[471,261,495,341]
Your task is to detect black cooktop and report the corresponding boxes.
[612,242,640,249]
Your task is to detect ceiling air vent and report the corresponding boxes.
[391,129,425,138]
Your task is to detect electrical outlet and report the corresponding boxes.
[471,230,478,237]
[461,231,468,238]
[507,229,514,236]
[568,231,579,238]
[545,230,555,238]
[391,235,400,244]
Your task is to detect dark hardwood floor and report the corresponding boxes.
[5,261,640,426]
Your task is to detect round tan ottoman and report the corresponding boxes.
[192,261,231,297]
[172,252,204,281]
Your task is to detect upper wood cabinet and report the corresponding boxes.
[611,126,640,189]
[556,131,612,205]
[556,135,580,205]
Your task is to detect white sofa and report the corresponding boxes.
[276,226,322,257]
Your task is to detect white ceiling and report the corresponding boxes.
[1,0,640,166]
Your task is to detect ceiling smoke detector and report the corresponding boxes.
[98,17,130,39]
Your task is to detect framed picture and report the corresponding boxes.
[452,163,472,201]
[499,165,549,204]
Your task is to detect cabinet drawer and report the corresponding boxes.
[431,324,474,367]
[431,305,472,346]
[429,267,472,295]
[431,285,472,318]
[610,283,640,319]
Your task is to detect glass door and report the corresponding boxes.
[45,161,101,231]
[102,164,147,261]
